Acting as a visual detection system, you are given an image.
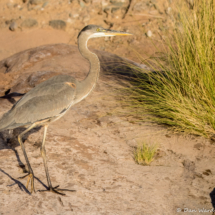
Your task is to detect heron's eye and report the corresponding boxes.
[96,28,100,32]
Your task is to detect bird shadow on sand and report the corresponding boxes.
[0,126,42,167]
[0,90,25,105]
[0,126,42,147]
[0,168,49,195]
[0,125,52,194]
[0,168,30,194]
[99,53,145,84]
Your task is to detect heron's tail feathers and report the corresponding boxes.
[0,110,16,132]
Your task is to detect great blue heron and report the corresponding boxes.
[0,25,132,195]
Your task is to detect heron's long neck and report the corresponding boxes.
[75,34,100,102]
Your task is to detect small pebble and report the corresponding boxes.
[49,20,66,30]
[67,18,74,24]
[21,19,38,28]
[166,7,172,14]
[9,22,18,31]
[146,30,152,37]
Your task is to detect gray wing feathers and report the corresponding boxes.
[15,75,76,108]
[15,84,76,124]
[0,110,16,131]
[0,75,76,130]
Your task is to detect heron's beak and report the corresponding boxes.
[104,30,133,36]
[90,29,132,38]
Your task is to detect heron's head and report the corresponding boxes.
[77,25,132,39]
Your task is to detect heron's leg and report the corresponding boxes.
[41,125,64,195]
[40,125,76,195]
[18,123,36,193]
[40,125,53,188]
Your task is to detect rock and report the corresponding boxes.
[21,19,38,28]
[5,19,15,25]
[29,0,45,5]
[14,4,21,9]
[72,14,79,18]
[103,0,129,18]
[146,30,152,37]
[67,18,75,24]
[49,20,66,30]
[79,1,85,7]
[0,43,142,95]
[9,22,18,31]
[166,7,172,14]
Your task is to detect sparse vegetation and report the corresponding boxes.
[124,0,215,137]
[134,142,158,165]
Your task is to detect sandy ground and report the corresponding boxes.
[0,0,215,215]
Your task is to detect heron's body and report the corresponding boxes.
[0,25,132,195]
[0,75,77,130]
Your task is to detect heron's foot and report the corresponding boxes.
[18,172,35,193]
[39,185,76,196]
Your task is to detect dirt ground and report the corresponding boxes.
[0,0,215,215]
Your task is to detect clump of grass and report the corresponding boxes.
[125,0,215,137]
[134,142,158,165]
